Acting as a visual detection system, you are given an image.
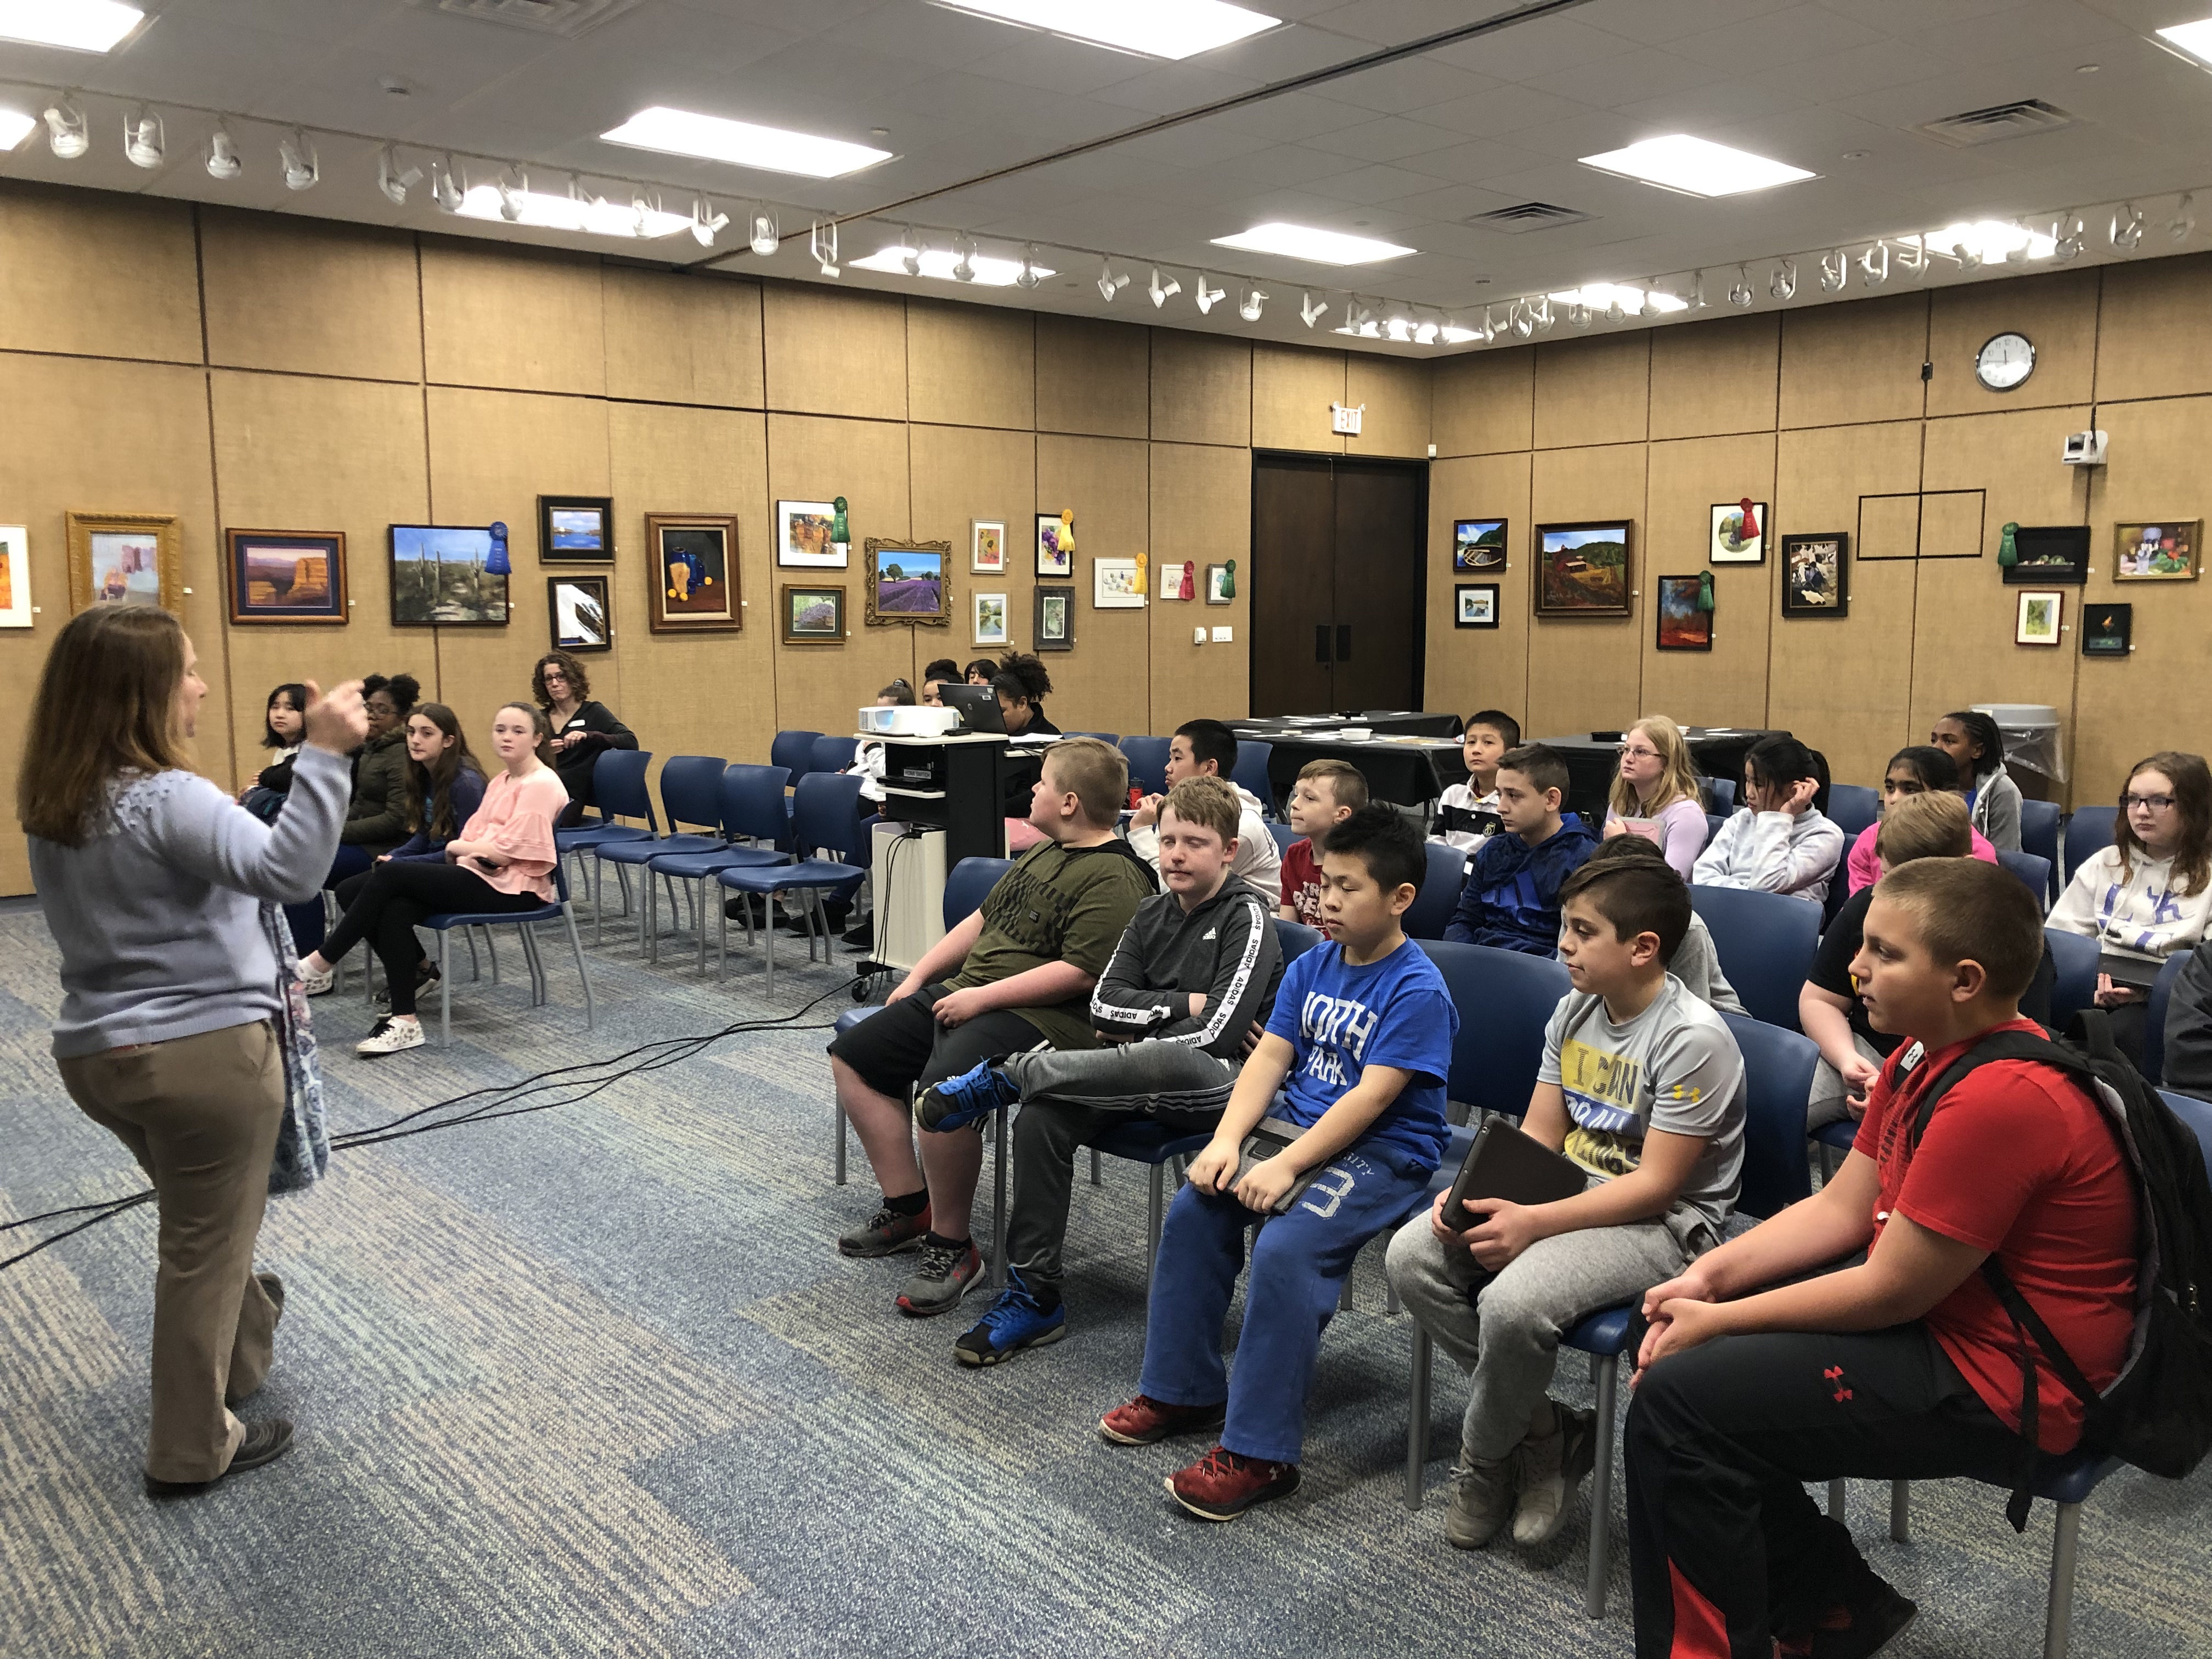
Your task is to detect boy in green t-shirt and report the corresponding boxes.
[828,737,1155,1318]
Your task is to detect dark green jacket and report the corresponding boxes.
[342,728,412,853]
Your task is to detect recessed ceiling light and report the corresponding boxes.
[459,183,689,239]
[600,106,891,179]
[2158,20,2212,63]
[1579,134,1814,197]
[0,108,35,149]
[0,0,143,52]
[851,242,1054,287]
[1211,221,1413,265]
[936,0,1275,60]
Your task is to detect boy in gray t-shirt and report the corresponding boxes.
[1385,855,1746,1557]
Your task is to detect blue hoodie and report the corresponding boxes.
[1443,817,1599,955]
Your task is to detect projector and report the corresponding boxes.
[857,706,960,737]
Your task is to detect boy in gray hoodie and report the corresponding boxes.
[919,775,1284,1368]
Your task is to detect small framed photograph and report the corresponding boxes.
[1656,574,1712,651]
[1536,521,1632,617]
[1454,583,1498,628]
[864,538,951,627]
[390,524,508,626]
[2015,589,2064,647]
[1710,501,1765,565]
[2113,520,2199,582]
[1159,560,1196,601]
[1204,562,1234,606]
[225,531,347,625]
[1034,583,1074,651]
[973,590,1009,646]
[647,513,741,633]
[1036,512,1073,577]
[67,512,182,616]
[777,499,845,569]
[971,519,1005,574]
[548,573,611,652]
[1093,557,1144,608]
[2081,601,2132,657]
[0,524,29,628]
[539,495,612,562]
[1780,532,1849,618]
[1453,518,1506,572]
[781,583,845,645]
[2005,524,2090,585]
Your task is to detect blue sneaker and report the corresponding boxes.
[916,1058,1019,1133]
[953,1272,1067,1367]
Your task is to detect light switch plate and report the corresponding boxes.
[1193,627,1206,645]
[1211,626,1233,643]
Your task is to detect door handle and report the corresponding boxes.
[1337,624,1352,662]
[1314,624,1332,663]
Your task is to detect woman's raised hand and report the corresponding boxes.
[302,679,369,755]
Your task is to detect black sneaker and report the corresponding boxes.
[374,961,442,1007]
[145,1418,294,1498]
[1810,1570,1917,1659]
[836,1200,932,1258]
[843,921,876,950]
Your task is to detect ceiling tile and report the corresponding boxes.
[1307,55,1502,112]
[1570,0,1807,47]
[1302,161,1461,203]
[1209,88,1380,140]
[1426,14,1645,82]
[1301,114,1464,163]
[1664,3,1889,72]
[1403,82,1595,139]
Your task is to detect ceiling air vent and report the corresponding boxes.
[1468,201,1592,233]
[419,0,642,36]
[1917,99,2074,148]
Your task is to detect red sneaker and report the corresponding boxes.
[1165,1443,1301,1521]
[1097,1393,1226,1446]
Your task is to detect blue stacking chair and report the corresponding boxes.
[590,755,726,949]
[1416,940,1571,1122]
[1827,783,1881,842]
[1066,731,1119,744]
[1701,776,1735,812]
[810,734,859,776]
[2045,927,2100,1030]
[2000,849,2053,913]
[1276,918,1323,963]
[2021,799,2062,898]
[420,863,594,1047]
[770,730,821,780]
[1268,821,1298,858]
[1690,884,1821,1032]
[714,772,868,995]
[2062,805,2117,885]
[1231,739,1275,817]
[1705,811,1729,846]
[642,764,791,971]
[2140,951,2188,1085]
[554,749,655,912]
[1119,736,1170,798]
[1402,842,1468,943]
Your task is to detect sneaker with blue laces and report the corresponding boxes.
[916,1058,1020,1133]
[953,1271,1067,1368]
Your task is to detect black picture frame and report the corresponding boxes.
[780,583,845,645]
[226,529,346,625]
[1780,532,1849,618]
[1034,583,1075,652]
[1452,518,1506,572]
[389,524,509,627]
[548,573,611,652]
[539,495,613,562]
[2003,524,2090,585]
[1655,574,1712,651]
[1453,582,1499,628]
[1534,520,1633,617]
[2081,601,2132,657]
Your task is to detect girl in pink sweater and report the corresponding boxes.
[1843,745,1995,894]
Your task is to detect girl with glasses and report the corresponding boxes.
[1602,715,1709,880]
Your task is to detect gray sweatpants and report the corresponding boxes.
[1001,1041,1241,1289]
[1385,1205,1710,1463]
[1806,1032,1886,1131]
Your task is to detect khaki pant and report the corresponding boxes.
[58,1020,287,1483]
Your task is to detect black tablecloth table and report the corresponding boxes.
[1534,729,1789,826]
[1243,732,1469,810]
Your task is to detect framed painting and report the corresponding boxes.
[777,499,845,569]
[1093,557,1144,608]
[781,583,845,645]
[548,573,611,652]
[1034,583,1074,651]
[2113,520,2199,582]
[1655,574,1712,650]
[1780,532,1848,618]
[1158,561,1196,601]
[971,519,1005,574]
[389,524,507,626]
[1453,518,1506,572]
[1534,521,1632,617]
[973,590,1009,647]
[2004,524,2089,585]
[1204,562,1234,605]
[2081,601,2132,657]
[1035,512,1073,577]
[0,524,26,628]
[67,512,182,616]
[2015,589,2063,647]
[1710,501,1765,565]
[863,538,951,627]
[1454,583,1498,628]
[226,530,346,625]
[538,495,612,562]
[647,512,741,633]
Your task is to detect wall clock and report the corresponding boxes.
[1976,331,2035,391]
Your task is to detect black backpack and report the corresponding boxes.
[1905,1012,2212,1528]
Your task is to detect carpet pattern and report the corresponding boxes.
[3,898,2208,1659]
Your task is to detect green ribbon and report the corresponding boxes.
[1998,521,2019,567]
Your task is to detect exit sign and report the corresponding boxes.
[1330,402,1364,435]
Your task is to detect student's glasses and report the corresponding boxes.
[1620,745,1661,762]
[2123,792,2177,812]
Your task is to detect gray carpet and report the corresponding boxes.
[3,898,2208,1659]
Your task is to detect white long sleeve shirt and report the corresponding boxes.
[2049,845,2212,963]
[1691,806,1845,906]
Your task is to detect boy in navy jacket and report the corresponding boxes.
[1445,744,1596,956]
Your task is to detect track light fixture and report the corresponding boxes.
[42,95,86,159]
[1299,290,1326,328]
[1858,240,1888,286]
[1816,249,1845,292]
[205,122,242,182]
[1566,300,1590,329]
[1604,291,1626,325]
[1895,234,1928,277]
[278,129,318,191]
[1238,284,1265,321]
[2171,194,2196,244]
[951,233,975,282]
[1688,269,1708,311]
[1098,258,1130,301]
[123,106,162,169]
[378,145,421,206]
[1194,273,1226,314]
[496,166,527,222]
[690,194,728,247]
[1384,313,1412,342]
[1531,296,1554,334]
[749,209,779,257]
[1015,244,1042,290]
[1510,301,1533,340]
[811,218,839,276]
[900,229,922,276]
[1414,314,1437,345]
[1769,258,1796,301]
[1729,266,1753,308]
[431,156,463,213]
[2112,202,2144,251]
[1479,307,1496,345]
[2052,215,2084,263]
[1147,267,1181,308]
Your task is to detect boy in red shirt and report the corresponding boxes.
[1277,759,1366,928]
[1625,857,2137,1658]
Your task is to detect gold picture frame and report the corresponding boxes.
[862,538,952,628]
[66,511,182,616]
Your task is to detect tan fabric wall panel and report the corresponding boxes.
[909,424,1035,679]
[2090,253,2212,403]
[1147,442,1249,735]
[1925,268,2097,419]
[0,183,201,365]
[421,241,606,397]
[1526,443,1646,737]
[1432,346,1534,458]
[1779,293,1928,430]
[1639,433,1776,730]
[762,286,906,422]
[201,212,423,383]
[1423,452,1531,722]
[1649,314,1778,441]
[906,301,1035,432]
[1038,434,1150,738]
[1150,334,1251,448]
[1251,344,1346,454]
[1034,315,1148,438]
[1347,353,1432,459]
[1534,335,1650,451]
[603,268,765,410]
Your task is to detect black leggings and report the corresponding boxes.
[320,861,541,1014]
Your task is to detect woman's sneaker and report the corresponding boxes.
[299,964,335,997]
[357,1018,425,1057]
[1098,1393,1226,1446]
[1165,1445,1300,1521]
[953,1271,1066,1367]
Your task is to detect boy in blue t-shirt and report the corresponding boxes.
[1099,806,1458,1521]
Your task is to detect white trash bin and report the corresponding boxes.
[1973,701,2065,784]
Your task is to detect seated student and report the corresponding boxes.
[1278,758,1367,927]
[920,658,958,709]
[1129,719,1281,900]
[964,658,1001,686]
[827,738,1155,1317]
[998,652,1059,735]
[2163,937,2212,1104]
[239,682,307,821]
[1431,710,1518,854]
[2050,749,2212,1059]
[1389,853,1746,1553]
[992,668,1059,738]
[1576,836,1744,1015]
[1843,745,1996,894]
[1096,806,1455,1520]
[915,776,1284,1367]
[289,672,422,955]
[1626,858,2137,1659]
[1932,708,2024,853]
[1444,743,1597,955]
[1604,715,1709,881]
[1692,735,1844,906]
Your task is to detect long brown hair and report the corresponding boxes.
[1607,715,1702,820]
[403,702,482,841]
[2115,751,2212,896]
[498,701,557,768]
[19,607,193,847]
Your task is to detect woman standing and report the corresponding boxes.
[1602,714,1709,879]
[20,607,364,1495]
[533,650,635,827]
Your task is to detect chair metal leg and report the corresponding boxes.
[1146,1163,1165,1280]
[483,926,499,985]
[1405,1324,1433,1510]
[1583,1353,1621,1618]
[695,878,712,975]
[437,930,452,1046]
[1889,1480,1911,1543]
[1339,1271,1355,1312]
[519,926,547,1006]
[594,862,607,946]
[990,1101,1008,1290]
[834,1094,848,1184]
[1385,1275,1402,1317]
[561,904,595,1032]
[762,894,777,994]
[1828,1479,1848,1520]
[2044,1502,2081,1659]
[1089,1148,1102,1187]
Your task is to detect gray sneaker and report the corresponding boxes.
[1443,1452,1516,1549]
[895,1239,983,1318]
[1512,1403,1596,1547]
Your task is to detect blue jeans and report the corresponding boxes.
[1137,1137,1431,1465]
